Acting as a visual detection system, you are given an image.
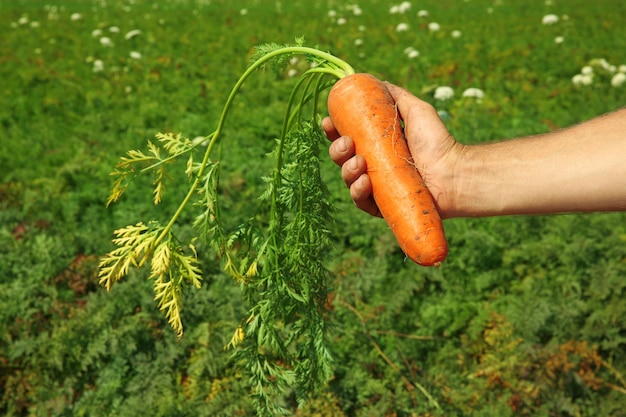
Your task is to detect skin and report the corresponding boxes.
[323,82,626,219]
[327,73,447,266]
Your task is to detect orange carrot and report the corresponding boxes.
[327,73,448,266]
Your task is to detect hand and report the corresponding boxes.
[323,82,464,219]
[325,82,626,218]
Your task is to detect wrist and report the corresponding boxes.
[428,141,474,219]
[445,143,503,218]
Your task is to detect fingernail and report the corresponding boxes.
[336,137,347,152]
[353,174,364,187]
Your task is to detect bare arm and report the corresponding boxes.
[455,108,626,216]
[324,83,626,219]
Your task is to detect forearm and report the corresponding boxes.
[451,107,626,217]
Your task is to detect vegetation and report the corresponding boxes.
[2,0,625,416]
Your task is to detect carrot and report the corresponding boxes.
[327,73,448,266]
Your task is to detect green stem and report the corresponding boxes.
[266,72,318,269]
[147,46,355,258]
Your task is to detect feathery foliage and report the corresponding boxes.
[98,40,354,414]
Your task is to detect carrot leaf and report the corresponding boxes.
[99,39,352,415]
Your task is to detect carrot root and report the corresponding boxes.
[328,73,448,266]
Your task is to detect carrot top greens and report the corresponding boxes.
[98,39,354,415]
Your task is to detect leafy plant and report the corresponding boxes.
[99,38,357,414]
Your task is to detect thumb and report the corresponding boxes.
[384,82,452,160]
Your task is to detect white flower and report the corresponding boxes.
[395,22,409,32]
[619,65,626,73]
[337,17,347,25]
[124,29,141,40]
[589,58,611,71]
[93,59,104,72]
[287,68,298,78]
[129,51,142,59]
[328,10,337,17]
[239,8,248,15]
[581,66,593,75]
[358,25,366,31]
[404,47,419,58]
[70,13,82,21]
[100,36,114,47]
[417,10,429,17]
[428,22,440,31]
[542,14,559,25]
[434,86,454,101]
[30,21,40,28]
[390,2,411,13]
[462,87,485,99]
[289,57,298,65]
[611,72,626,87]
[109,26,120,33]
[92,28,102,37]
[451,30,462,38]
[554,36,564,44]
[572,74,593,86]
[18,16,29,25]
[352,6,363,15]
[354,38,363,46]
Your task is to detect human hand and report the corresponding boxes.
[323,82,463,219]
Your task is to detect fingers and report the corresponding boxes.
[328,135,355,166]
[384,81,452,159]
[384,82,432,116]
[341,154,366,187]
[384,82,441,132]
[330,138,368,193]
[384,82,415,109]
[323,117,382,217]
[350,175,382,217]
[341,155,382,217]
[321,116,340,141]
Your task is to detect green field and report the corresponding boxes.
[2,0,626,416]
